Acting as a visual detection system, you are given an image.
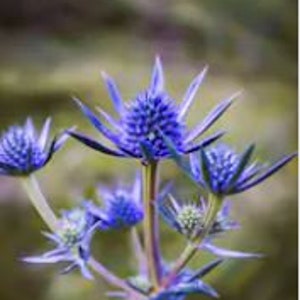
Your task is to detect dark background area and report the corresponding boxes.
[0,1,297,299]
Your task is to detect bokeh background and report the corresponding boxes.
[0,1,297,300]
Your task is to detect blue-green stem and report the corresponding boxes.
[21,174,58,232]
[142,161,161,290]
[89,257,146,299]
[131,227,147,276]
[161,193,223,288]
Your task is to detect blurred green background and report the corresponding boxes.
[0,1,297,299]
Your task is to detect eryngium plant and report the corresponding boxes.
[0,57,296,300]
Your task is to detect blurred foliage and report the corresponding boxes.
[0,1,297,300]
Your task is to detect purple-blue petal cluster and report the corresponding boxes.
[190,143,296,195]
[86,176,144,230]
[69,57,238,162]
[121,90,185,158]
[0,118,68,176]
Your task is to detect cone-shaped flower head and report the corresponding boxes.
[0,118,68,176]
[23,207,97,280]
[190,143,296,195]
[177,204,204,239]
[85,175,143,230]
[159,195,237,240]
[69,57,240,162]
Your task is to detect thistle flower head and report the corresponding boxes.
[0,118,68,176]
[176,204,204,238]
[69,57,240,162]
[57,208,90,247]
[158,195,207,240]
[121,90,185,158]
[23,206,97,280]
[159,194,261,260]
[190,143,296,195]
[85,175,144,230]
[159,195,237,240]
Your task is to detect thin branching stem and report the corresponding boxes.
[21,174,58,232]
[89,257,146,299]
[131,227,147,276]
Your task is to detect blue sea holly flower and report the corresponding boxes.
[159,195,237,240]
[0,118,68,176]
[69,57,240,162]
[190,143,296,195]
[85,175,144,230]
[159,195,261,260]
[23,207,97,280]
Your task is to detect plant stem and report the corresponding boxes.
[131,227,147,276]
[161,193,223,288]
[21,174,58,232]
[142,161,161,290]
[89,257,146,299]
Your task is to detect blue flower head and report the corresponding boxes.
[159,196,261,260]
[23,207,97,280]
[85,175,144,230]
[69,57,240,163]
[190,143,296,196]
[0,118,68,176]
[159,195,238,240]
